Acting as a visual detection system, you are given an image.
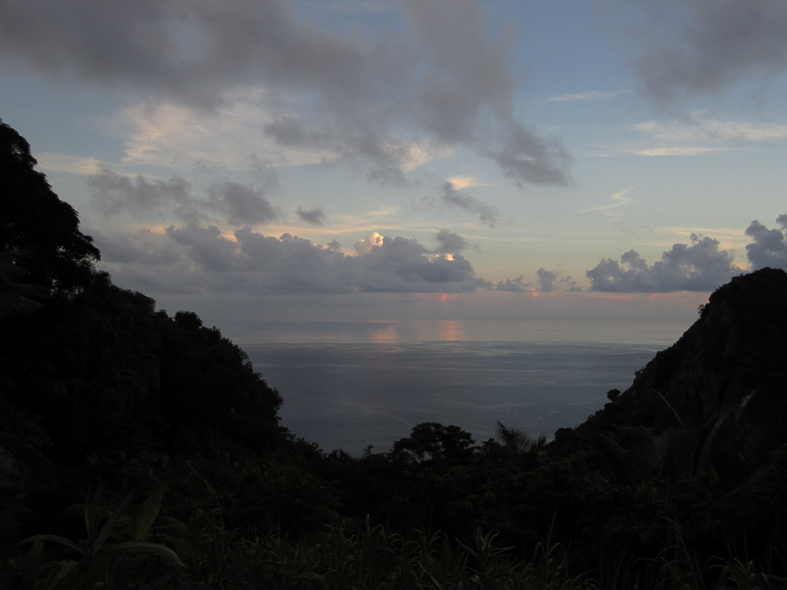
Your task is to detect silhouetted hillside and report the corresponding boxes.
[5,117,787,587]
[553,268,787,569]
[593,267,787,432]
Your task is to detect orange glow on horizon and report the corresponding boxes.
[439,293,459,303]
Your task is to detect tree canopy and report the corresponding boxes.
[0,119,99,292]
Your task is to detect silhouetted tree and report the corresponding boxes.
[0,119,99,292]
[495,420,547,456]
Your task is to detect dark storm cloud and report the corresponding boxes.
[434,229,468,253]
[441,182,499,227]
[0,0,571,188]
[296,206,326,226]
[98,225,486,294]
[586,235,741,292]
[89,167,279,227]
[745,214,787,270]
[621,1,787,106]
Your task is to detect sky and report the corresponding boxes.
[2,0,787,337]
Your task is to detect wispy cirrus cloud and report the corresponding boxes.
[547,89,629,102]
[632,117,787,143]
[616,114,787,158]
[633,147,729,157]
[581,187,636,215]
[37,152,103,175]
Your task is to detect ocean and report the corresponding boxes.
[240,320,687,455]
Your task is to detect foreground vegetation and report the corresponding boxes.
[4,118,787,588]
[4,486,786,589]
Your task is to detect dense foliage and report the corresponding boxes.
[3,119,787,588]
[0,120,99,293]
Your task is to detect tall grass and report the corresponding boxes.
[3,489,785,589]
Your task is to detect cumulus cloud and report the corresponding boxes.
[536,268,581,292]
[167,224,240,273]
[495,268,580,293]
[98,225,485,295]
[495,275,532,292]
[88,166,279,227]
[206,181,280,225]
[0,0,571,188]
[434,229,468,253]
[745,214,787,270]
[586,234,741,292]
[619,1,787,106]
[296,206,326,226]
[441,181,499,227]
[355,232,385,255]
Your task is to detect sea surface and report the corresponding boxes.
[240,320,687,455]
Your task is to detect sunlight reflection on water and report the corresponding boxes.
[239,319,684,455]
[236,319,688,346]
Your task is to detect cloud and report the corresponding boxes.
[536,268,581,292]
[0,0,571,188]
[167,224,240,273]
[88,165,196,219]
[547,89,628,102]
[745,214,787,270]
[634,147,728,157]
[89,228,180,266]
[207,181,280,226]
[119,96,336,171]
[632,117,787,143]
[620,1,787,106]
[296,206,326,226]
[37,152,103,175]
[486,123,573,188]
[441,181,499,227]
[495,275,532,293]
[495,268,581,293]
[581,187,636,215]
[88,166,279,226]
[98,225,486,295]
[433,229,467,253]
[586,234,741,292]
[355,232,385,255]
[446,175,485,190]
